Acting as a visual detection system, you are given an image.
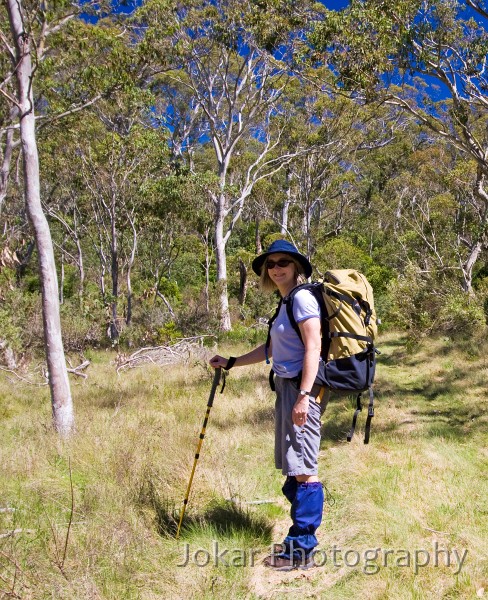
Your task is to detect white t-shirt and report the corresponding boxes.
[270,288,320,378]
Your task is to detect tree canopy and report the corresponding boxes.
[0,0,487,375]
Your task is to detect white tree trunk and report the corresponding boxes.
[281,169,292,234]
[215,199,231,331]
[7,0,74,436]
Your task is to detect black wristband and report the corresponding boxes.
[226,356,237,370]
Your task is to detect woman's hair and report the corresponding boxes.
[259,257,306,293]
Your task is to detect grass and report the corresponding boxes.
[0,332,487,599]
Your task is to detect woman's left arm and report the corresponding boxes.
[292,316,321,426]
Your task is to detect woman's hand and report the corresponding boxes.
[209,355,228,369]
[292,394,309,427]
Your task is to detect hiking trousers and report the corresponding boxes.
[274,376,325,557]
[274,375,323,476]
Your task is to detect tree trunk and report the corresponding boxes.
[0,107,17,215]
[73,210,84,303]
[110,197,119,340]
[281,168,292,234]
[460,167,488,295]
[238,258,247,306]
[215,198,231,331]
[255,216,262,254]
[7,0,73,436]
[126,215,137,326]
[460,240,482,295]
[77,235,84,304]
[59,250,64,305]
[200,228,211,313]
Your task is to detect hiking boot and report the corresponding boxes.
[263,553,296,571]
[294,553,316,570]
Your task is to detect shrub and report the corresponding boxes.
[437,292,485,336]
[385,264,486,338]
[60,301,105,352]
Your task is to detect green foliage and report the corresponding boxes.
[386,264,486,339]
[2,0,488,358]
[365,263,394,296]
[157,277,180,300]
[60,265,79,300]
[0,287,44,354]
[437,292,486,336]
[154,321,183,344]
[24,275,41,294]
[474,276,488,324]
[60,301,105,352]
[0,307,24,353]
[217,322,267,347]
[314,237,373,274]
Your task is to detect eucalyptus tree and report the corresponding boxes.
[309,0,488,293]
[2,0,76,434]
[0,0,137,434]
[135,0,324,330]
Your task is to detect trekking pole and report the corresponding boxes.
[175,367,223,540]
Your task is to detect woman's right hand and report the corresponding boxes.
[209,355,228,369]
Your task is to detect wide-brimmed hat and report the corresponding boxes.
[251,239,312,278]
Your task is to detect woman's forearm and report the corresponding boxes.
[233,343,269,366]
[209,343,270,370]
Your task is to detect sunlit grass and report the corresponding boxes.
[0,333,487,599]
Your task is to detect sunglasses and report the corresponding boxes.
[266,259,294,269]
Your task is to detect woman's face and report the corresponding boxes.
[265,253,297,292]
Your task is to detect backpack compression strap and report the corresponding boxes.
[325,288,373,326]
[329,331,373,343]
[346,386,374,444]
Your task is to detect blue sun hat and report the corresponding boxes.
[252,239,312,278]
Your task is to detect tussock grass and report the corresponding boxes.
[0,334,487,599]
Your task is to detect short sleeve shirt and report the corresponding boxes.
[270,288,320,378]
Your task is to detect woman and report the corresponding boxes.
[209,239,325,571]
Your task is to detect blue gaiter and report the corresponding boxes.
[283,481,324,559]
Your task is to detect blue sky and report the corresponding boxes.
[321,0,349,9]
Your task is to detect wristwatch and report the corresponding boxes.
[299,389,310,397]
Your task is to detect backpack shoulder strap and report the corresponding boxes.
[283,288,302,341]
[284,283,329,357]
[265,296,282,364]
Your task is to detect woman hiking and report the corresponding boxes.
[209,239,325,571]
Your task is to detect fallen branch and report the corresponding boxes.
[423,526,451,536]
[0,366,48,387]
[0,529,36,539]
[66,359,90,379]
[116,336,214,373]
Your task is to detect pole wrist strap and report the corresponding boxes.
[226,356,237,370]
